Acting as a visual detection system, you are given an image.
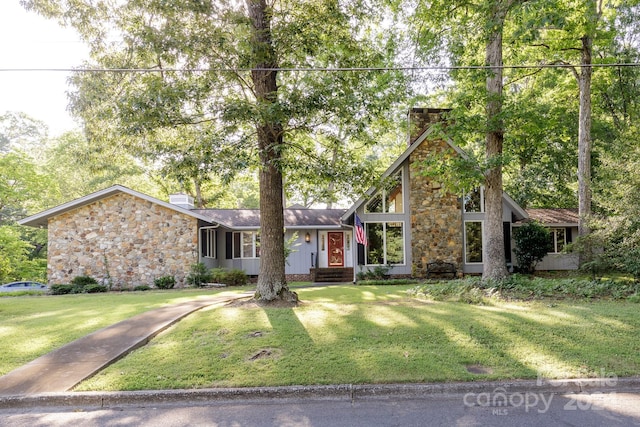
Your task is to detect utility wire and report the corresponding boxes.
[1,62,640,73]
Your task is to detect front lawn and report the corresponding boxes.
[0,288,247,376]
[72,285,640,391]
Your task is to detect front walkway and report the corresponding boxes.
[0,293,250,395]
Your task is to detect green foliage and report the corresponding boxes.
[355,278,419,286]
[83,284,108,293]
[71,275,98,287]
[185,263,213,287]
[408,275,640,302]
[356,265,391,281]
[153,275,176,289]
[133,285,151,292]
[50,284,74,295]
[0,225,40,283]
[210,268,248,287]
[513,222,552,274]
[52,276,108,294]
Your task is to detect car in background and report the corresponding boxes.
[0,281,48,293]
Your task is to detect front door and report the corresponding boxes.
[328,232,344,267]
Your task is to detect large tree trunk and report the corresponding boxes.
[482,2,509,281]
[246,0,297,303]
[577,34,593,265]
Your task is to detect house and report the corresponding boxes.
[18,108,579,286]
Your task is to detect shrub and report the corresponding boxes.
[154,275,176,289]
[83,284,108,293]
[50,284,74,295]
[513,222,552,274]
[133,285,151,291]
[70,275,98,287]
[210,268,248,286]
[222,269,248,286]
[185,263,213,287]
[356,265,391,281]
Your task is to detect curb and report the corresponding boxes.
[1,377,639,410]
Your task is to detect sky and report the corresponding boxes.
[0,1,89,136]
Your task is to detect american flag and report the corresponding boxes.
[354,214,367,246]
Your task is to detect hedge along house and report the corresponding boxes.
[18,185,352,286]
[341,108,579,277]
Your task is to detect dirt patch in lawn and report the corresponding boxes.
[248,348,281,361]
[466,364,494,374]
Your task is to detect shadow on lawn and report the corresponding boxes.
[294,286,640,382]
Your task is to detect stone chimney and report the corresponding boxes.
[408,107,451,145]
[169,194,195,210]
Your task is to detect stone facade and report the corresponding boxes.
[409,137,463,278]
[47,193,199,287]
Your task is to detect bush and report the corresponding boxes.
[50,282,108,294]
[210,268,248,286]
[186,263,213,287]
[83,284,108,293]
[133,285,151,291]
[154,275,176,289]
[356,265,391,281]
[50,284,74,295]
[70,275,98,287]
[513,222,552,274]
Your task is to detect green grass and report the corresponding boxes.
[70,285,640,391]
[0,288,249,376]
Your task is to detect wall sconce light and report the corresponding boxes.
[305,232,311,243]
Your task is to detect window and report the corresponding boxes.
[465,221,483,263]
[365,221,405,265]
[233,231,260,258]
[201,228,216,259]
[549,228,566,253]
[365,171,403,214]
[463,188,484,213]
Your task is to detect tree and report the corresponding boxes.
[23,0,405,302]
[411,0,528,281]
[507,0,640,265]
[0,111,49,158]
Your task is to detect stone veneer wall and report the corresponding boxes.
[48,193,199,287]
[409,138,463,277]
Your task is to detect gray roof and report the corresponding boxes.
[193,208,346,229]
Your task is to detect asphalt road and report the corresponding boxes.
[2,391,640,427]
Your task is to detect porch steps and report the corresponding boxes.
[311,268,354,283]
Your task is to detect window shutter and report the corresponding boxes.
[225,232,233,259]
[565,227,572,244]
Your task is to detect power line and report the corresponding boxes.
[1,62,640,73]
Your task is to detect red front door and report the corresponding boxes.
[328,232,344,267]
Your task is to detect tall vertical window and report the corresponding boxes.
[549,228,566,253]
[463,188,484,213]
[365,171,403,214]
[201,228,216,258]
[233,231,260,258]
[365,221,404,265]
[465,221,483,263]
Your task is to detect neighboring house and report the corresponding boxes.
[18,108,579,286]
